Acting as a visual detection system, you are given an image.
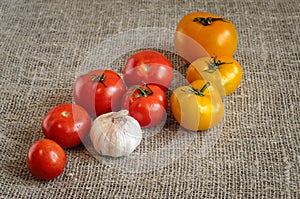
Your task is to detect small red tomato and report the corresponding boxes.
[121,84,167,128]
[123,50,173,91]
[42,104,91,149]
[73,69,126,117]
[27,139,66,180]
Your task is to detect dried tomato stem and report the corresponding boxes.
[193,17,227,26]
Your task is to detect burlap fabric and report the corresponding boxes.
[1,0,299,198]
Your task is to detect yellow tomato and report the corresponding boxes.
[186,56,242,97]
[174,12,238,63]
[170,80,224,131]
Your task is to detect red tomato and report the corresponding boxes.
[121,84,167,128]
[123,50,173,91]
[27,139,66,180]
[42,104,91,149]
[73,70,126,117]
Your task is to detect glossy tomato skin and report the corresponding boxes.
[170,80,224,131]
[123,50,173,91]
[174,12,238,63]
[27,139,66,180]
[73,70,126,117]
[217,56,242,96]
[42,104,91,149]
[186,56,242,97]
[121,84,167,128]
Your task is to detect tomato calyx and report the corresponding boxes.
[91,73,107,87]
[193,17,227,26]
[132,83,154,98]
[83,73,107,87]
[205,56,233,73]
[182,82,210,96]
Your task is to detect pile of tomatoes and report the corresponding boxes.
[26,11,242,180]
[172,12,242,130]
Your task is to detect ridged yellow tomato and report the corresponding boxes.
[186,56,242,97]
[170,80,224,131]
[174,12,238,63]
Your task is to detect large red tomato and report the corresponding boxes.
[73,69,126,117]
[42,104,91,149]
[121,84,167,128]
[123,50,173,91]
[27,139,66,180]
[174,12,238,63]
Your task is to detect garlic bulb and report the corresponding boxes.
[90,110,142,157]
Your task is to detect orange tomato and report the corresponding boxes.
[174,12,238,63]
[186,56,242,97]
[170,80,224,131]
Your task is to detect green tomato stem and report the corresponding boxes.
[83,73,107,87]
[181,82,210,97]
[92,73,105,82]
[205,56,233,73]
[133,83,154,98]
[199,82,210,93]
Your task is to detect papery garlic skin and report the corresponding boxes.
[90,110,142,157]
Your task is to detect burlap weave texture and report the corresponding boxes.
[0,0,299,198]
